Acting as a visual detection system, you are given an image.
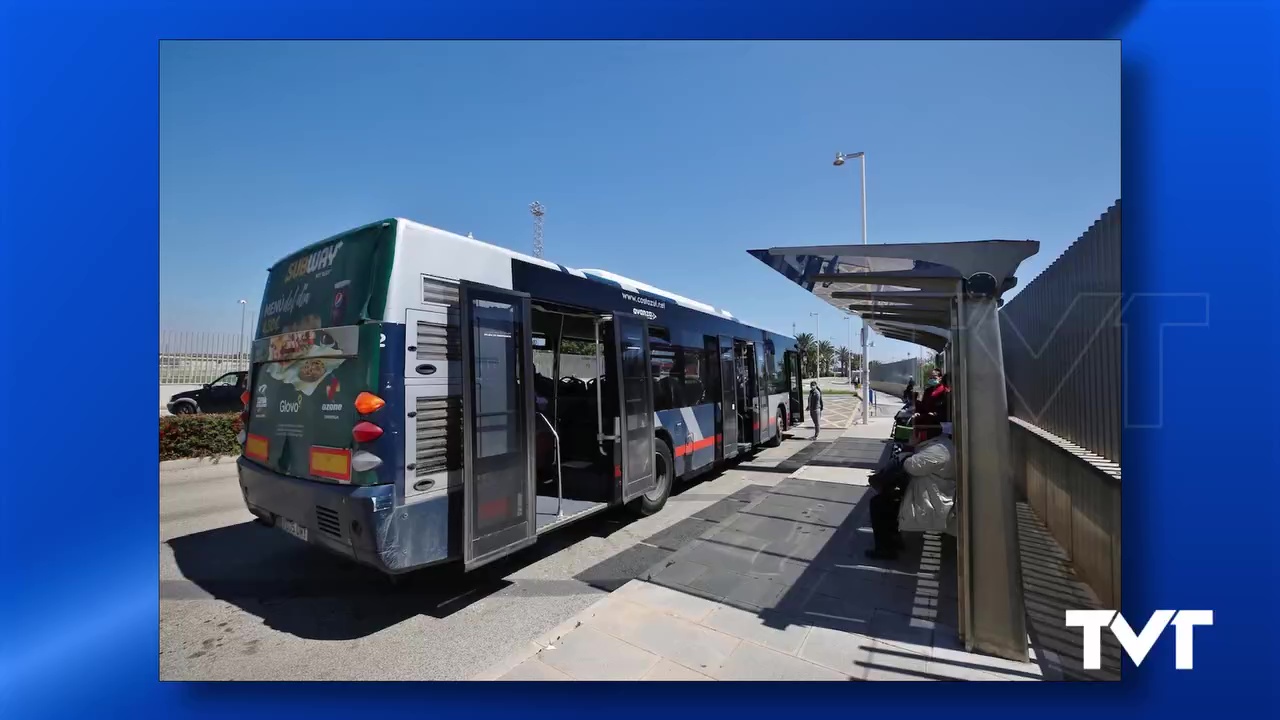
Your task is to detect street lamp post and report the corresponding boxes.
[843,316,854,386]
[834,150,870,424]
[808,312,819,377]
[238,299,248,367]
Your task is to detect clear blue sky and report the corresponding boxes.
[161,40,1118,362]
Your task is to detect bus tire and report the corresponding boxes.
[766,408,784,447]
[631,440,673,517]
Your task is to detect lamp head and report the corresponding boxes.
[833,153,846,166]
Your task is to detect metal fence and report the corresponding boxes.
[160,330,251,384]
[870,356,921,385]
[868,356,922,399]
[1000,200,1121,464]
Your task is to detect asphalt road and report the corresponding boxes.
[159,398,859,681]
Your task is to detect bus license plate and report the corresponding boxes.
[279,518,308,542]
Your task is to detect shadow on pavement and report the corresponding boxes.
[641,435,1105,681]
[1016,502,1123,680]
[804,446,891,470]
[166,467,748,642]
[167,507,636,641]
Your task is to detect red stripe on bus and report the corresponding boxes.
[673,436,717,457]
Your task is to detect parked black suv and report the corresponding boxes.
[167,371,248,415]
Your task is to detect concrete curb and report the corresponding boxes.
[159,455,239,471]
[471,590,621,680]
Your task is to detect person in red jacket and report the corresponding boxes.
[913,370,950,445]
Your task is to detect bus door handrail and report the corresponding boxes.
[536,412,563,518]
[594,316,613,454]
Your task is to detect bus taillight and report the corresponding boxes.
[351,451,382,472]
[354,392,385,415]
[352,421,383,443]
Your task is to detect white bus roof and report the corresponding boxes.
[397,218,764,328]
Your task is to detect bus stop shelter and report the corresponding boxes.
[748,239,1040,661]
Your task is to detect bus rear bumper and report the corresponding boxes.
[236,458,459,574]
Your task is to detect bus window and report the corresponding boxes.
[769,345,788,395]
[649,327,676,412]
[700,337,719,406]
[681,346,706,406]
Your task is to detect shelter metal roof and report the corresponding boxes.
[747,240,1040,351]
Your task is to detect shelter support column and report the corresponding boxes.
[955,291,1028,661]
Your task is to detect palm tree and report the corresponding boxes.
[817,340,835,378]
[837,346,850,377]
[795,332,816,377]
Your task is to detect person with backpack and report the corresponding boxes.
[808,381,824,439]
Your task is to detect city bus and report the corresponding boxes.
[236,218,805,575]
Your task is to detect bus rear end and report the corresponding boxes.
[236,220,453,574]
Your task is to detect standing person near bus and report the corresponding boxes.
[808,381,824,439]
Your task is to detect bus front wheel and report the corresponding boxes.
[631,440,673,516]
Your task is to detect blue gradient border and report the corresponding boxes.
[2,0,1277,716]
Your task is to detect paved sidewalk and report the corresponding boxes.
[479,418,1053,681]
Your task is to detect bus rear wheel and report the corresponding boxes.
[631,440,673,516]
[766,408,784,447]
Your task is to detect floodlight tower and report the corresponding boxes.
[530,201,546,258]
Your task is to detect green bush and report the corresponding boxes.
[160,413,243,461]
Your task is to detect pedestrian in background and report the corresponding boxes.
[808,381,824,439]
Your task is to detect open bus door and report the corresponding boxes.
[753,341,767,444]
[718,335,739,460]
[460,282,537,570]
[613,313,657,502]
[786,350,803,426]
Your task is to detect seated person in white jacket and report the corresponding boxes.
[866,414,955,560]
